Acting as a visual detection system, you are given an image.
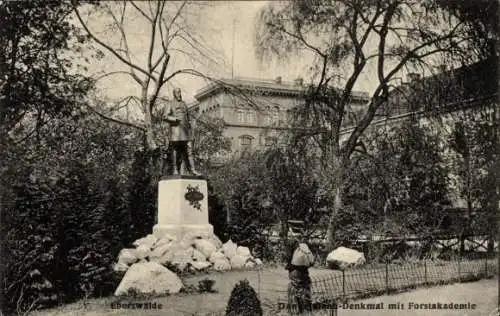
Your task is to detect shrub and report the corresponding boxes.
[198,278,216,293]
[225,279,262,316]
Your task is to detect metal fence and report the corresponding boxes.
[279,258,497,315]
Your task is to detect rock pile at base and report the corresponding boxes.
[113,234,262,295]
[113,233,262,295]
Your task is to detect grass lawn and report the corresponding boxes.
[30,260,496,316]
[30,267,335,316]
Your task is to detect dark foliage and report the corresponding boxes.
[341,121,451,245]
[436,0,498,58]
[208,182,229,243]
[0,115,144,314]
[0,0,93,139]
[225,279,263,316]
[197,278,216,293]
[127,150,156,242]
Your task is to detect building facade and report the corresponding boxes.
[191,76,369,156]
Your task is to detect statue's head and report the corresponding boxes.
[173,88,182,101]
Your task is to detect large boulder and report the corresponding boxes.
[191,261,212,271]
[155,236,175,248]
[244,261,256,269]
[221,240,237,259]
[114,262,183,296]
[151,251,175,266]
[135,244,150,260]
[212,258,231,271]
[209,250,226,263]
[113,262,129,273]
[177,240,195,252]
[180,234,198,248]
[149,242,173,260]
[171,248,194,271]
[132,234,157,249]
[117,249,138,265]
[326,247,366,270]
[206,235,223,249]
[230,255,247,269]
[194,239,217,259]
[236,246,252,260]
[192,249,206,262]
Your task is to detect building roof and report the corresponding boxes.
[193,76,370,102]
[385,57,498,117]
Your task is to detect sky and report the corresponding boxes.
[82,1,314,104]
[77,0,430,106]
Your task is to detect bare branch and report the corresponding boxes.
[377,2,398,92]
[167,1,188,32]
[94,70,139,83]
[72,5,157,83]
[106,2,143,85]
[174,33,224,67]
[130,1,152,22]
[342,14,466,160]
[147,1,161,73]
[148,53,170,112]
[273,23,326,58]
[84,104,146,132]
[338,1,384,115]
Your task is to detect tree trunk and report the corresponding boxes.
[325,163,346,252]
[460,157,472,258]
[279,218,289,262]
[141,92,164,186]
[141,88,155,151]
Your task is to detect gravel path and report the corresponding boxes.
[331,277,498,316]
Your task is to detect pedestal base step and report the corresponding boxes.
[153,224,214,240]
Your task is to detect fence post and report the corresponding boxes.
[342,270,345,299]
[484,256,488,276]
[424,260,428,284]
[457,258,461,282]
[385,262,389,294]
[257,269,261,301]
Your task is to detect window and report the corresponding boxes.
[246,110,255,124]
[272,111,279,123]
[236,110,245,123]
[240,135,253,151]
[263,114,272,125]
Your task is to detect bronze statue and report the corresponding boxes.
[162,88,201,176]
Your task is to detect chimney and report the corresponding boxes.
[294,77,303,86]
[275,76,282,84]
[408,73,421,82]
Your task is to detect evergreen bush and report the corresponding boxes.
[225,279,263,316]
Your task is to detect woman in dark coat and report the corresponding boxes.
[285,238,314,314]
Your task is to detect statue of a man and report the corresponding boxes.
[163,88,201,176]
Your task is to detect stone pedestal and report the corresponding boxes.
[153,175,213,240]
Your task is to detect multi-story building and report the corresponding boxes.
[191,59,497,176]
[191,76,370,156]
[342,57,498,237]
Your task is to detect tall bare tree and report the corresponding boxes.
[255,0,494,248]
[72,1,224,167]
